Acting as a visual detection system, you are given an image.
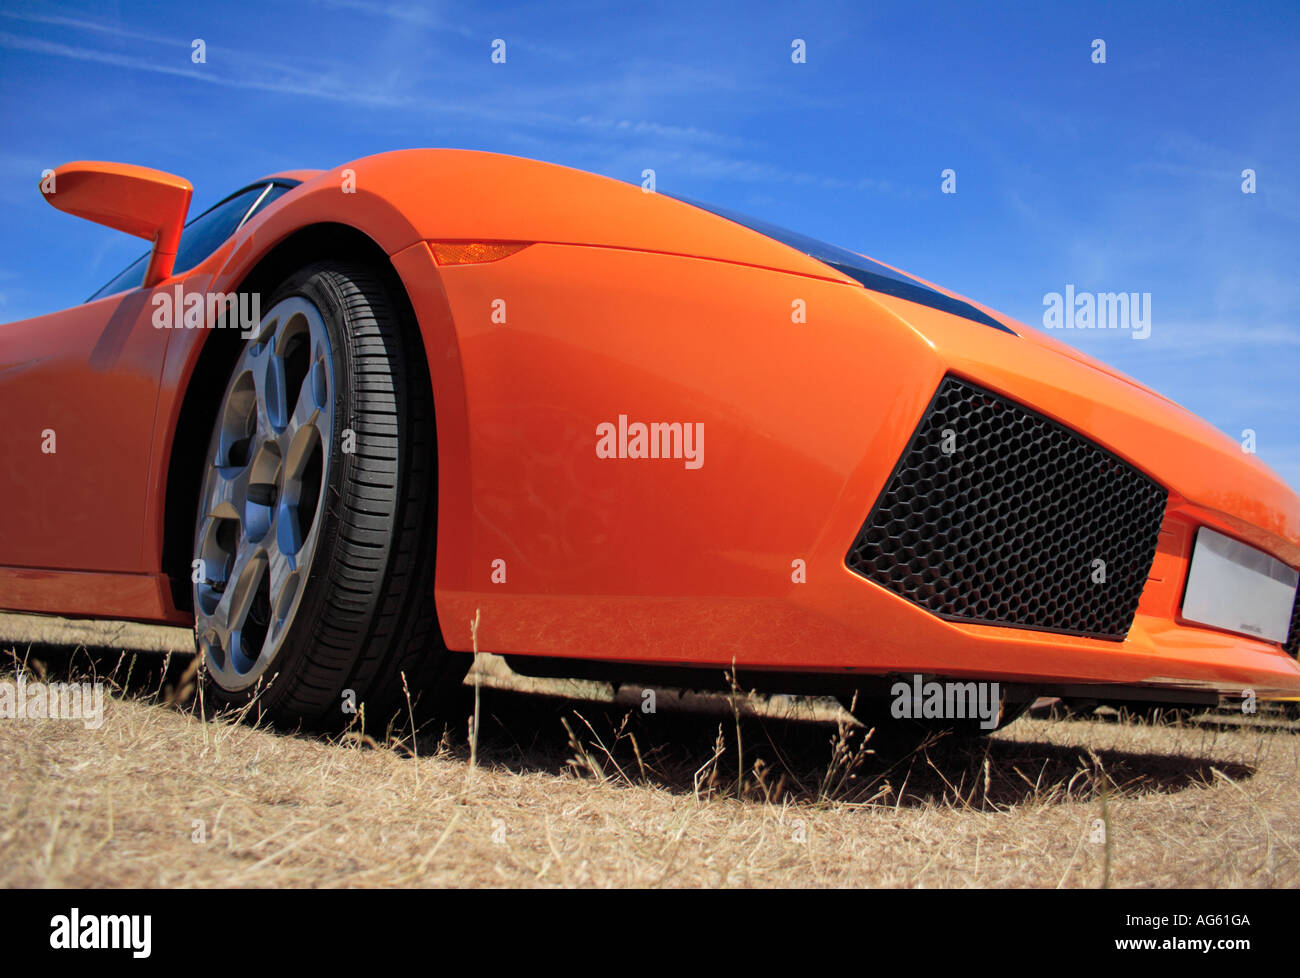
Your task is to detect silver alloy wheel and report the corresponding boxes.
[192,296,335,692]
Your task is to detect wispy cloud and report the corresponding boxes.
[0,31,420,106]
[0,10,189,47]
[0,13,896,200]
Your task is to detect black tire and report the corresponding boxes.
[193,261,468,730]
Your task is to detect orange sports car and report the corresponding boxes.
[2,149,1297,731]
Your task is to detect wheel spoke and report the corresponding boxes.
[265,535,295,623]
[254,347,288,437]
[285,371,320,441]
[210,542,261,650]
[205,462,251,520]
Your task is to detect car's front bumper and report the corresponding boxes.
[396,239,1300,701]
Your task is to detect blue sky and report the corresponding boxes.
[2,0,1298,486]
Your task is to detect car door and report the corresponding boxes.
[0,184,278,576]
[0,289,171,573]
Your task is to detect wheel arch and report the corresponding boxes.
[159,222,429,614]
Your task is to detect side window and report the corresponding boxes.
[171,186,270,276]
[88,183,289,300]
[89,252,150,301]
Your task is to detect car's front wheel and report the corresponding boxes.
[191,261,467,729]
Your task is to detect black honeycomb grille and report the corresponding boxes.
[1285,591,1299,658]
[846,376,1169,640]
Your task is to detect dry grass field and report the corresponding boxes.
[2,611,1298,888]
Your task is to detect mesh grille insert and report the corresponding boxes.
[846,376,1169,640]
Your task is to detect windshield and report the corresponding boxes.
[670,195,1015,335]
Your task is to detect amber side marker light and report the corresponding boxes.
[431,241,531,265]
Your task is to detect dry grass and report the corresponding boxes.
[2,612,1299,888]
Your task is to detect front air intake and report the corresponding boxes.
[846,376,1168,640]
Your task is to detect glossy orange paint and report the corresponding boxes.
[2,149,1297,700]
[42,161,192,287]
[0,292,170,574]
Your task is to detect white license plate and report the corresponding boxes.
[1181,527,1297,643]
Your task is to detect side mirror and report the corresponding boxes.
[41,161,192,288]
